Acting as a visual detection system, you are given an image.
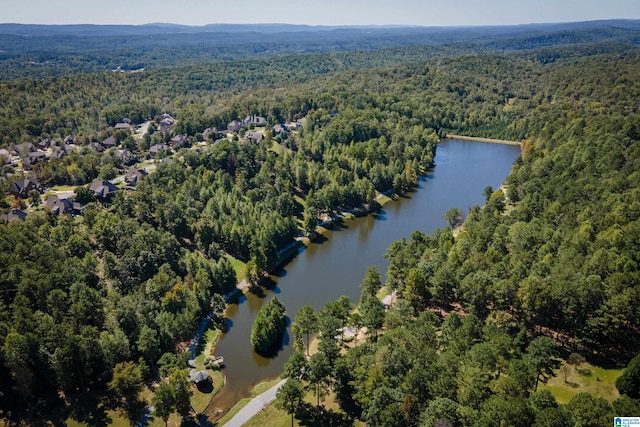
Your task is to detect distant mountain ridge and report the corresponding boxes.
[1,19,639,37]
[1,19,639,81]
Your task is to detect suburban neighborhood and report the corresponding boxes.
[0,112,303,223]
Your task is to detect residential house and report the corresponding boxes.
[102,136,117,149]
[149,143,171,159]
[88,179,120,201]
[285,120,304,130]
[38,138,54,150]
[227,120,246,133]
[1,209,27,223]
[89,142,105,152]
[49,146,67,161]
[169,134,188,149]
[125,168,147,186]
[246,132,264,143]
[12,142,35,157]
[45,196,83,216]
[244,115,267,127]
[115,118,132,129]
[22,151,48,170]
[115,149,138,166]
[10,178,41,198]
[272,124,288,135]
[64,135,75,145]
[159,113,175,130]
[0,149,12,164]
[202,127,220,141]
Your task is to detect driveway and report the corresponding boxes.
[223,379,287,427]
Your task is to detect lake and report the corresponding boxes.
[206,138,521,415]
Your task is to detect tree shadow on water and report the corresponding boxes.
[311,234,329,245]
[253,328,290,360]
[222,317,234,334]
[372,209,388,221]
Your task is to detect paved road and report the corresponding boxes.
[223,379,287,427]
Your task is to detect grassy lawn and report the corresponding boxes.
[216,397,251,426]
[269,141,289,155]
[194,327,221,367]
[242,403,292,427]
[251,378,282,396]
[541,361,623,404]
[225,254,246,282]
[241,389,364,427]
[191,370,225,413]
[191,324,224,413]
[215,378,282,426]
[51,184,76,191]
[138,159,155,168]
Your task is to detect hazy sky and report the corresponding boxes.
[1,0,638,26]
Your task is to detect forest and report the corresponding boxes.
[0,20,639,426]
[1,20,639,80]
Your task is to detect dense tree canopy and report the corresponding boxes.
[1,21,639,425]
[250,297,288,355]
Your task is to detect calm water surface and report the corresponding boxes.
[207,139,521,414]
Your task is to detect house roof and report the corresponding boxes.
[89,142,105,152]
[89,180,120,199]
[10,178,40,195]
[170,134,188,148]
[49,147,66,160]
[45,196,75,215]
[12,143,35,155]
[2,209,27,223]
[246,131,264,141]
[125,168,147,185]
[227,120,246,132]
[244,115,267,126]
[102,136,117,147]
[149,143,170,154]
[189,370,210,383]
[115,123,130,129]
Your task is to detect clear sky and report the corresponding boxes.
[1,0,638,26]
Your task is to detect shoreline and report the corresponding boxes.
[446,133,522,146]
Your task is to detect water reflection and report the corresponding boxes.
[208,139,521,415]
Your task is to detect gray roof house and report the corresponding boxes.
[49,146,67,161]
[272,124,288,134]
[246,132,264,143]
[12,143,35,157]
[1,209,27,223]
[22,151,48,169]
[149,143,171,158]
[169,134,189,149]
[244,115,267,127]
[88,180,120,201]
[10,178,41,198]
[115,149,138,166]
[45,196,84,215]
[102,136,117,148]
[89,142,105,152]
[125,168,147,186]
[38,138,54,150]
[227,120,246,134]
